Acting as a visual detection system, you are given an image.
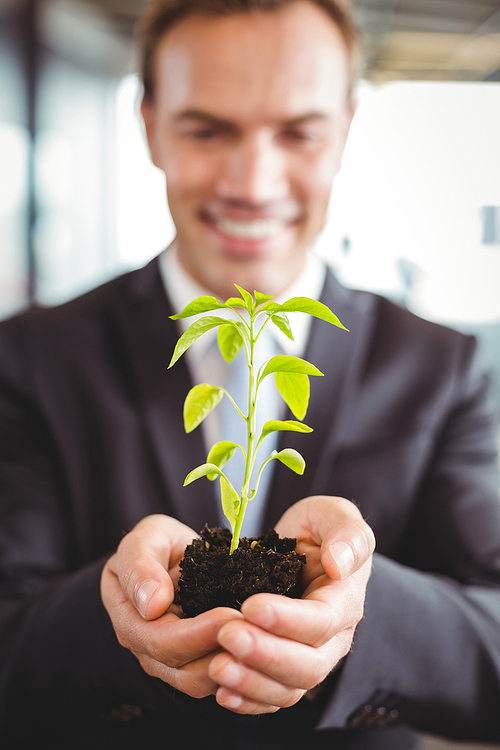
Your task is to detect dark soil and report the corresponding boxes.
[178,526,306,617]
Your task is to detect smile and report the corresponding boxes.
[214,217,286,241]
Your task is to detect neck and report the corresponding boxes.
[175,248,309,302]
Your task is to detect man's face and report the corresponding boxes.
[142,0,354,299]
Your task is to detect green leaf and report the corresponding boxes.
[259,301,282,313]
[260,419,313,440]
[280,297,349,330]
[234,284,254,310]
[225,297,247,309]
[273,448,306,475]
[261,355,323,379]
[206,441,241,479]
[184,463,240,529]
[170,296,225,320]
[254,292,274,306]
[275,371,310,421]
[217,323,245,363]
[270,312,294,341]
[219,474,240,532]
[183,384,223,433]
[168,316,229,368]
[184,462,221,485]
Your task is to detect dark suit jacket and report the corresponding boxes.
[1,257,500,749]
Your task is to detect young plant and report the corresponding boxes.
[168,285,347,554]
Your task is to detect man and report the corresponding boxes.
[1,1,500,748]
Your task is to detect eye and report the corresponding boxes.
[188,127,224,140]
[283,130,309,140]
[279,129,321,147]
[178,122,234,143]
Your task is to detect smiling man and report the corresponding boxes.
[1,1,500,749]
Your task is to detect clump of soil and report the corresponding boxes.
[178,526,306,617]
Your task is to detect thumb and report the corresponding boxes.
[276,495,375,581]
[322,516,376,581]
[125,561,174,621]
[107,514,196,620]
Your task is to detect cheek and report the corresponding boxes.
[164,146,219,201]
[295,151,339,214]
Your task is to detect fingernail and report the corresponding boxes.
[218,689,243,710]
[329,541,355,579]
[136,580,159,618]
[219,628,253,658]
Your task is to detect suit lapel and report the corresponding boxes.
[263,270,376,529]
[114,257,220,532]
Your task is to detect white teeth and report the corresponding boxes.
[216,218,283,240]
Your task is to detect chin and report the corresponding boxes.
[180,232,304,297]
[226,266,295,299]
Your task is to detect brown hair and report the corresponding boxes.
[138,0,362,101]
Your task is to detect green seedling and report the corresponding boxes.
[168,285,347,554]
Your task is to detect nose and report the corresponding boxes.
[216,131,288,205]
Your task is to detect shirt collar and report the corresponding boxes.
[159,242,326,359]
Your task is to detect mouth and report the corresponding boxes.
[199,203,301,257]
[214,217,286,241]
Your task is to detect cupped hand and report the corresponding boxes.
[100,514,243,699]
[209,495,375,714]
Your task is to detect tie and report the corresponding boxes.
[218,330,280,537]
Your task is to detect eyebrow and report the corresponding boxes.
[174,110,232,125]
[173,109,330,128]
[283,112,330,126]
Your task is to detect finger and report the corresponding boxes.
[145,607,245,667]
[276,496,375,580]
[210,652,305,708]
[103,555,244,666]
[216,619,342,690]
[241,589,348,647]
[139,650,222,700]
[107,586,243,668]
[215,686,281,715]
[106,514,197,619]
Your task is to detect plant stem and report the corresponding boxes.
[230,500,247,554]
[230,310,258,554]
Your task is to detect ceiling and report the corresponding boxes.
[356,0,500,82]
[42,0,500,82]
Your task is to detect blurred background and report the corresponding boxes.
[2,0,500,369]
[0,2,499,743]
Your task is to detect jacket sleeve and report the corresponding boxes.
[317,335,500,742]
[0,321,184,745]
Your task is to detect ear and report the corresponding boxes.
[336,97,356,161]
[343,98,356,141]
[140,95,160,168]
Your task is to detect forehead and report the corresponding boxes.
[153,1,350,121]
